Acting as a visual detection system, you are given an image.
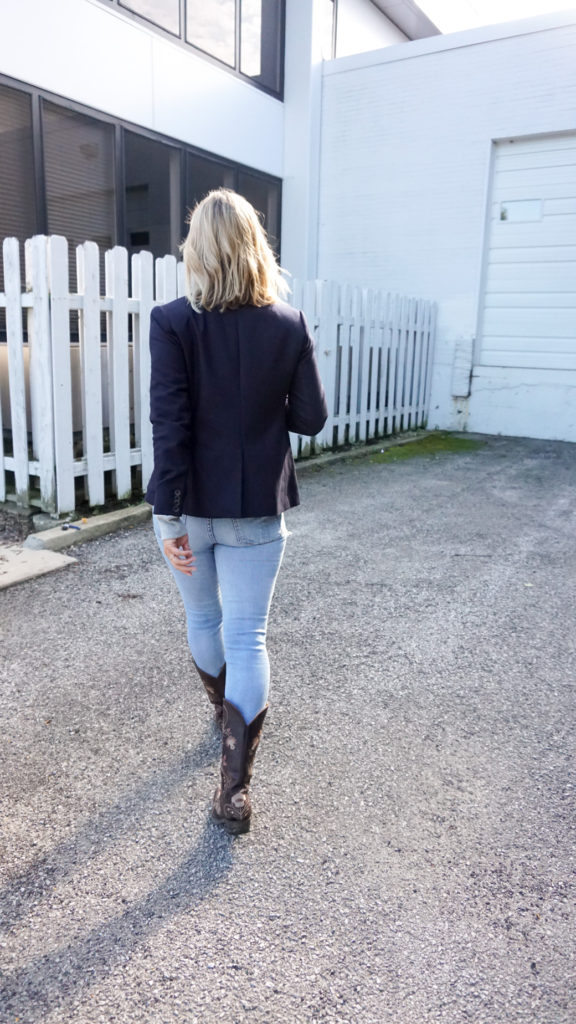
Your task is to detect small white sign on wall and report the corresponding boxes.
[499,199,542,222]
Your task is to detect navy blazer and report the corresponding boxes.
[145,297,328,518]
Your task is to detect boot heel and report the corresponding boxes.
[212,809,251,834]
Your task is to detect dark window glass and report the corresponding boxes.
[241,0,282,93]
[237,169,280,251]
[0,84,37,288]
[186,0,236,67]
[120,0,179,35]
[185,152,236,224]
[42,102,115,257]
[125,131,181,258]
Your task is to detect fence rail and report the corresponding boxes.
[0,235,437,515]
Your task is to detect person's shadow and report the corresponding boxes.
[1,727,237,1021]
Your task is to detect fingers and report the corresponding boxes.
[172,560,196,576]
[169,553,196,576]
[162,537,196,575]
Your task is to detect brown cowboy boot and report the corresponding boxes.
[212,699,268,835]
[194,663,226,729]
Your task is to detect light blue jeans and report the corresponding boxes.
[153,514,288,723]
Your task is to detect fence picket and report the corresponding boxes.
[155,255,178,303]
[422,303,437,426]
[375,291,390,435]
[132,250,154,486]
[105,246,132,500]
[3,239,29,505]
[77,241,105,507]
[48,236,75,512]
[312,280,335,449]
[351,289,363,440]
[335,284,351,446]
[364,289,378,440]
[177,261,187,298]
[412,300,426,427]
[25,235,55,511]
[385,294,398,433]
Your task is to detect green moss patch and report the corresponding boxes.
[370,431,485,463]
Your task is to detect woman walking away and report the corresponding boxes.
[146,190,328,834]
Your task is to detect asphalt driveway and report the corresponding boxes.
[1,434,575,1023]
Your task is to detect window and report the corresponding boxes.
[241,0,282,92]
[0,79,282,277]
[120,0,180,35]
[187,0,236,67]
[0,84,37,289]
[125,132,182,257]
[186,153,236,214]
[42,103,116,255]
[237,169,280,251]
[106,0,284,96]
[185,156,281,253]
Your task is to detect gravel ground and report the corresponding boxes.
[0,508,33,545]
[1,434,575,1024]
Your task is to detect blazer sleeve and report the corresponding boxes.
[286,312,328,437]
[149,305,192,517]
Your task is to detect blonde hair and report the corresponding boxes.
[180,188,288,312]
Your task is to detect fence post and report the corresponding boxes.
[132,250,154,488]
[48,235,75,513]
[105,246,132,500]
[3,238,29,506]
[25,235,56,512]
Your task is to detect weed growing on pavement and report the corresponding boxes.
[370,431,485,463]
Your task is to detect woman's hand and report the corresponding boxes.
[162,535,196,576]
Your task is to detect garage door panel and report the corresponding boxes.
[495,165,576,188]
[496,148,576,173]
[483,309,576,337]
[483,337,576,357]
[544,198,576,216]
[485,263,576,291]
[493,182,576,202]
[490,219,576,247]
[495,135,576,156]
[485,292,576,309]
[481,350,576,370]
[489,246,576,264]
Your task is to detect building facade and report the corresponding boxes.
[0,0,435,282]
[2,1,575,443]
[318,11,576,442]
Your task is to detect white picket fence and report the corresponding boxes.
[0,235,437,514]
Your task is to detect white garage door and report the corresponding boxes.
[478,132,576,371]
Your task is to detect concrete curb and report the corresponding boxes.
[23,503,152,552]
[22,430,432,554]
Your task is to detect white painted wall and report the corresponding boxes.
[0,0,283,176]
[281,0,328,280]
[318,12,576,440]
[336,0,408,57]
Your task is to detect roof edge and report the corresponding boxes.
[370,0,440,40]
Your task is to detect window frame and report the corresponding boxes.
[104,0,285,99]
